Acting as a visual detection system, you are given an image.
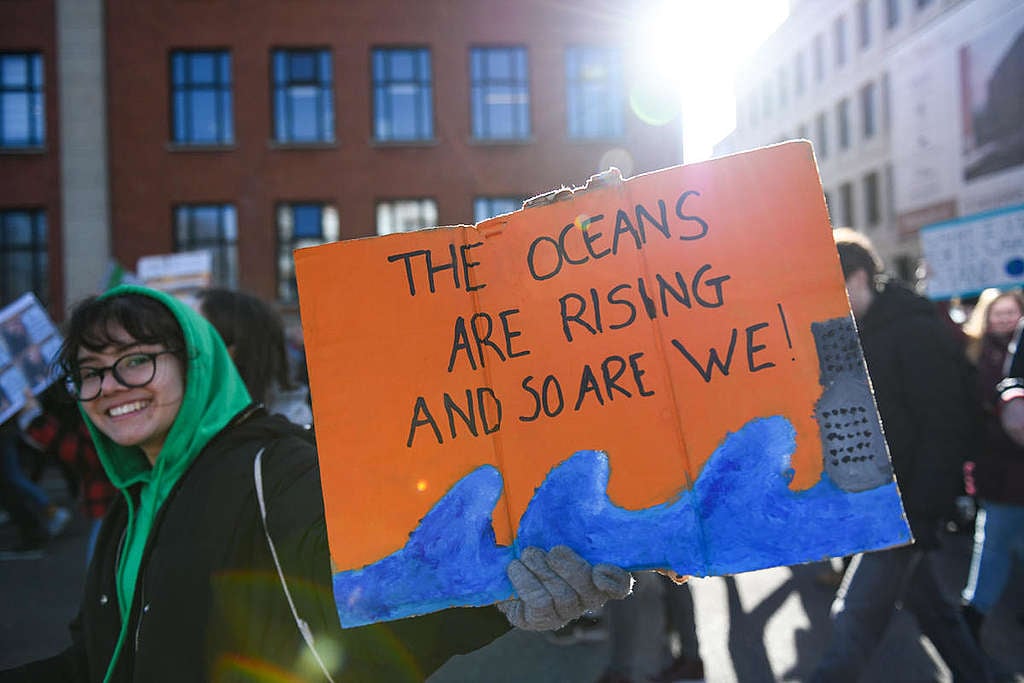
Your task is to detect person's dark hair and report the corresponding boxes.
[833,227,884,281]
[195,288,293,405]
[58,294,187,376]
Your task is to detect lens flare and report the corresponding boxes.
[629,81,682,127]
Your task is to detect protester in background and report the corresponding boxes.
[598,572,704,683]
[0,285,631,682]
[0,422,50,554]
[810,228,990,683]
[0,416,71,555]
[195,287,313,427]
[18,384,115,564]
[959,289,1024,652]
[999,316,1024,447]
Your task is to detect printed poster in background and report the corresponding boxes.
[890,0,1024,235]
[0,293,63,425]
[295,142,912,628]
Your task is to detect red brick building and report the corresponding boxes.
[3,0,682,313]
[0,0,60,309]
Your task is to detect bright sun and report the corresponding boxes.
[629,0,790,163]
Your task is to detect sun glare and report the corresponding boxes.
[631,0,790,163]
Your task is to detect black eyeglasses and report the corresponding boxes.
[65,350,179,402]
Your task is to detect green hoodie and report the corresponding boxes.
[79,285,252,680]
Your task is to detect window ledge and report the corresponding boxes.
[369,138,439,148]
[566,136,627,145]
[167,143,237,152]
[268,140,338,150]
[0,146,47,155]
[468,136,535,146]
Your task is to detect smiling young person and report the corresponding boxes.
[0,285,631,682]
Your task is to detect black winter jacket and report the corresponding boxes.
[1,408,508,682]
[857,282,977,548]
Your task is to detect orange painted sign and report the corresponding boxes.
[296,142,909,627]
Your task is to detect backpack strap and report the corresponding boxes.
[254,447,336,682]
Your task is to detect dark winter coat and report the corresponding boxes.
[0,408,508,682]
[857,281,978,548]
[1006,318,1024,381]
[972,331,1024,504]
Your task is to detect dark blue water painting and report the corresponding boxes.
[333,415,911,627]
[332,464,514,627]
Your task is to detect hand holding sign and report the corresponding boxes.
[498,545,633,631]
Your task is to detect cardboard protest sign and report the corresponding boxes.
[0,293,63,425]
[295,142,911,628]
[136,250,212,305]
[920,203,1024,300]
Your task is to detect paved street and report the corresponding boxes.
[3,472,1024,681]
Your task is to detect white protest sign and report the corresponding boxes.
[921,203,1024,299]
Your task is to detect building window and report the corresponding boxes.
[837,98,850,150]
[885,164,895,221]
[881,71,891,131]
[886,0,901,28]
[797,122,809,140]
[794,51,806,96]
[815,111,828,159]
[277,202,339,301]
[834,16,847,67]
[823,190,834,224]
[777,66,788,109]
[839,182,855,226]
[1,52,45,148]
[474,196,522,223]
[376,199,438,235]
[372,47,433,142]
[171,50,233,145]
[915,0,932,8]
[858,1,871,49]
[762,80,773,119]
[272,49,334,144]
[748,90,758,127]
[0,209,47,306]
[863,172,880,226]
[813,34,825,83]
[173,204,238,289]
[565,46,623,139]
[860,82,877,139]
[470,46,530,141]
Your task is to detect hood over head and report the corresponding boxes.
[80,285,253,491]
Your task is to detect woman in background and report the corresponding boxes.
[960,289,1024,649]
[195,287,313,427]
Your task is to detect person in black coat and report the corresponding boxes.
[811,229,991,683]
[999,317,1024,446]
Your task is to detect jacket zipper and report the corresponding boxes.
[133,581,146,652]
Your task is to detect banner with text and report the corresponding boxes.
[296,142,910,627]
[921,203,1024,299]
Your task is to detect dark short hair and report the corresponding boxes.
[833,227,884,280]
[58,294,186,375]
[196,288,292,404]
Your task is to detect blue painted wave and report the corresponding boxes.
[332,464,514,627]
[333,415,911,626]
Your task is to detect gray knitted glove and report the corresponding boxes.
[497,545,633,631]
